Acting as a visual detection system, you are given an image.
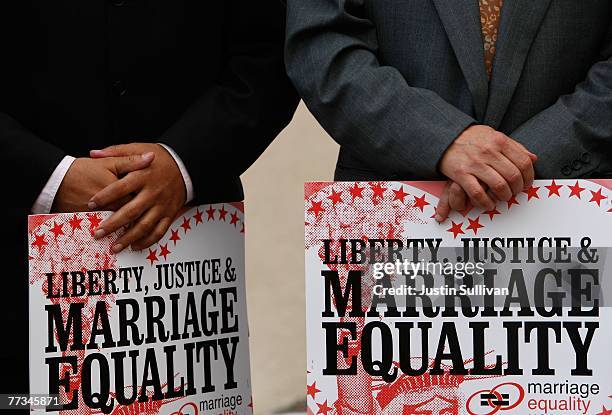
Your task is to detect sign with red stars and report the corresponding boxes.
[28,203,251,415]
[305,180,611,415]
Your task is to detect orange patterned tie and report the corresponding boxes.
[478,0,504,79]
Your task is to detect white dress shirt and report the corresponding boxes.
[31,143,194,214]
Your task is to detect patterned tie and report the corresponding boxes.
[478,0,504,79]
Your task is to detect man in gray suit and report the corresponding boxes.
[286,0,612,220]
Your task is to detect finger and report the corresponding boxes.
[511,140,538,161]
[448,182,468,212]
[502,141,536,189]
[113,153,154,176]
[486,153,524,197]
[435,182,452,223]
[93,192,153,241]
[473,166,513,202]
[131,216,173,251]
[110,208,164,253]
[457,175,496,210]
[90,143,139,158]
[88,172,144,210]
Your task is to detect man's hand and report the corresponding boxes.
[436,125,537,221]
[89,143,187,253]
[52,154,155,213]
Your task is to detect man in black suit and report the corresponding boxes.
[0,0,298,394]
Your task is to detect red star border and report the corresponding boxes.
[316,400,332,415]
[413,194,430,212]
[545,180,563,197]
[192,209,203,224]
[307,381,320,400]
[327,188,343,206]
[393,186,409,203]
[348,182,364,201]
[447,221,465,239]
[568,181,586,199]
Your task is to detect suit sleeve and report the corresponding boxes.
[511,24,612,178]
[285,0,476,178]
[163,0,299,200]
[0,112,66,211]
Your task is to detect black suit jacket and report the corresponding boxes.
[0,0,298,392]
[286,0,612,182]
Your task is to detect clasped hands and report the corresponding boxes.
[53,143,186,252]
[435,125,538,222]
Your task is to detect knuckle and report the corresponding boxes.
[518,157,532,172]
[492,181,508,193]
[491,132,508,147]
[124,206,140,221]
[468,187,485,199]
[508,170,522,183]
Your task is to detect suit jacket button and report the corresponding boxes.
[571,160,582,171]
[561,166,572,176]
[112,80,127,96]
[111,0,127,6]
[581,152,591,164]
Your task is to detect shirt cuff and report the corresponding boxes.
[31,156,76,214]
[159,143,195,203]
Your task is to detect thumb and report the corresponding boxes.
[112,152,155,176]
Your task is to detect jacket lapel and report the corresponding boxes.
[432,0,489,121]
[484,0,552,127]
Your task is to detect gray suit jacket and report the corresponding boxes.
[286,0,612,181]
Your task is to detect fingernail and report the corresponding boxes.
[94,229,105,239]
[90,149,103,156]
[142,152,154,160]
[88,201,97,210]
[111,244,123,253]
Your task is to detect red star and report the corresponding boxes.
[466,217,484,235]
[482,208,501,220]
[50,221,64,239]
[169,229,181,245]
[393,186,409,203]
[308,200,325,217]
[180,217,191,232]
[447,221,464,239]
[146,249,158,265]
[413,194,430,212]
[370,182,386,200]
[159,244,171,260]
[230,211,240,226]
[523,185,540,201]
[568,181,585,199]
[87,213,103,230]
[193,209,203,224]
[240,223,245,233]
[307,381,321,400]
[31,233,47,250]
[206,205,216,221]
[507,195,520,209]
[218,205,228,221]
[317,400,332,415]
[589,188,607,206]
[596,406,612,415]
[68,214,83,231]
[545,180,563,197]
[348,182,364,200]
[327,188,343,206]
